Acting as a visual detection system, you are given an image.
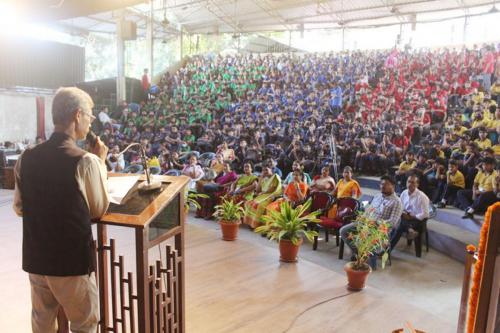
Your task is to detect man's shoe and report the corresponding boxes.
[462,212,473,219]
[407,228,419,240]
[437,202,446,209]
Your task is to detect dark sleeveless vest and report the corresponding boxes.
[20,132,94,276]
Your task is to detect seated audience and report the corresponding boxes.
[283,161,312,186]
[209,153,225,176]
[182,154,205,190]
[227,162,259,203]
[340,175,403,259]
[331,166,361,199]
[395,151,416,193]
[90,47,499,226]
[217,141,236,161]
[310,166,336,192]
[160,150,184,173]
[243,166,282,228]
[196,162,238,219]
[457,157,498,219]
[107,145,125,172]
[390,175,430,250]
[267,170,308,212]
[327,166,362,218]
[434,159,465,208]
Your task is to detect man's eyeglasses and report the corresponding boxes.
[81,110,96,122]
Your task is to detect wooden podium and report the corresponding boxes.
[95,174,190,333]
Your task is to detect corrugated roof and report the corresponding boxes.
[48,0,498,37]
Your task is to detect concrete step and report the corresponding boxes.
[427,219,479,263]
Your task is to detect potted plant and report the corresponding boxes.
[184,190,209,216]
[255,199,320,262]
[213,198,245,241]
[344,206,391,291]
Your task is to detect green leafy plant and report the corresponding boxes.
[348,206,391,270]
[185,191,209,211]
[213,198,245,223]
[255,199,320,245]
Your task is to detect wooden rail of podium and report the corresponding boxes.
[456,203,500,333]
[469,204,500,333]
[58,174,189,333]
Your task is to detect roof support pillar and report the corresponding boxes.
[288,30,291,55]
[116,10,126,104]
[342,27,345,51]
[146,0,154,77]
[463,15,468,44]
[179,26,184,60]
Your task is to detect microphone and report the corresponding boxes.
[86,130,98,147]
[86,130,112,171]
[88,131,162,192]
[115,142,162,192]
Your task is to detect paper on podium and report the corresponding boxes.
[107,176,139,205]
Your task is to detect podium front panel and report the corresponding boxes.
[148,193,180,242]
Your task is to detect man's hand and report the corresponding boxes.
[402,211,413,220]
[91,136,109,162]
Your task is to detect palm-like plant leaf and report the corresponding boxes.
[185,191,209,210]
[213,197,245,222]
[348,206,391,270]
[255,199,320,245]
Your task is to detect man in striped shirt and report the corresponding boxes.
[340,175,403,259]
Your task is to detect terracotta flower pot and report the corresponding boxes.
[344,262,372,291]
[219,220,241,241]
[279,238,303,262]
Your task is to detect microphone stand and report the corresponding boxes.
[329,129,339,182]
[118,143,162,192]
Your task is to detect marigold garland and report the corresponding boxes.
[465,244,476,253]
[466,202,500,332]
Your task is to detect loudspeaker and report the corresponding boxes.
[120,20,137,40]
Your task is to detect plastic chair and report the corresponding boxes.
[165,169,181,176]
[406,218,429,258]
[406,204,435,257]
[307,191,335,250]
[199,152,215,168]
[312,198,360,257]
[329,198,360,259]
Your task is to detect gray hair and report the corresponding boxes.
[52,87,94,126]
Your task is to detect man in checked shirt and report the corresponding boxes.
[340,175,403,260]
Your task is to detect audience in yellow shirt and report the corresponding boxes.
[457,157,498,219]
[436,160,465,208]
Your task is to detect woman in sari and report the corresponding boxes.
[196,162,238,219]
[310,166,336,192]
[209,153,225,176]
[243,166,282,228]
[196,153,224,192]
[332,166,362,199]
[327,166,362,218]
[283,161,312,186]
[267,170,308,212]
[216,141,235,161]
[227,162,258,203]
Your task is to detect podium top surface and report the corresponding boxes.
[98,174,190,228]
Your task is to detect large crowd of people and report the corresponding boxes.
[95,45,500,243]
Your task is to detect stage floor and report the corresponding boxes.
[184,222,453,333]
[0,189,456,332]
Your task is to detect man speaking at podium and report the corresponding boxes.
[12,87,110,333]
